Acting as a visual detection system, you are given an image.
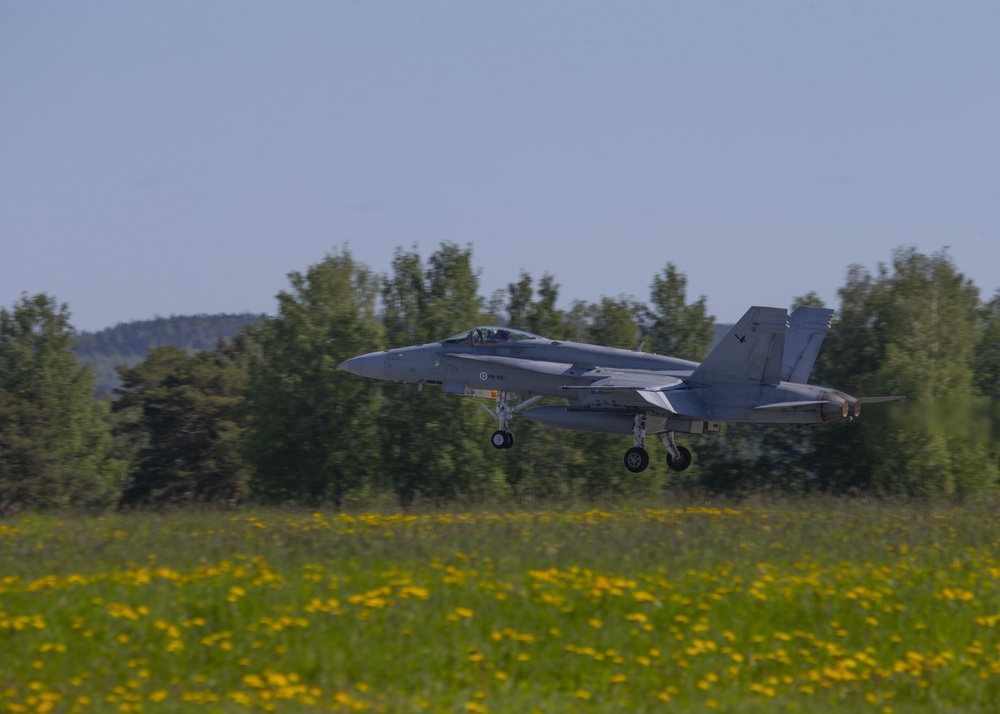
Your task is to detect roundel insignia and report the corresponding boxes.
[480,371,489,381]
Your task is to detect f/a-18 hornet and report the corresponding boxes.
[340,306,903,473]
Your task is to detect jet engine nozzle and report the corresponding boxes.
[820,399,851,423]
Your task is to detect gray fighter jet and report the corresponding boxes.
[339,306,903,473]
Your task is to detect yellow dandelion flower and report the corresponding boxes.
[227,691,253,706]
[243,674,265,688]
[266,672,288,687]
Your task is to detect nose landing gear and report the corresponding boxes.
[624,415,650,473]
[483,391,543,450]
[491,429,515,449]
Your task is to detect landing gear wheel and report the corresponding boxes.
[624,447,650,473]
[491,430,515,449]
[667,445,692,472]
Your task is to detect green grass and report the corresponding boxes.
[2,497,1000,712]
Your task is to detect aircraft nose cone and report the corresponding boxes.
[338,352,387,380]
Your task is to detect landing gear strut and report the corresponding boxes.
[482,392,542,450]
[624,415,650,473]
[661,432,692,472]
[622,417,693,473]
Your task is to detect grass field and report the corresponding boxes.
[2,497,1000,712]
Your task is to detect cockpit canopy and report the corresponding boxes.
[442,326,542,345]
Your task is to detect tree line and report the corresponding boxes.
[74,313,264,397]
[2,244,999,513]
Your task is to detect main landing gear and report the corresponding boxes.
[624,415,692,473]
[483,391,543,451]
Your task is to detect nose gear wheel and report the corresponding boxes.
[491,430,514,449]
[482,392,541,450]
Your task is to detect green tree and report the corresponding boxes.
[811,247,993,496]
[245,250,384,504]
[115,343,249,506]
[825,247,980,400]
[494,273,599,500]
[0,294,124,512]
[505,272,565,337]
[587,296,641,349]
[563,300,594,343]
[644,263,714,361]
[974,290,1000,399]
[378,244,506,502]
[505,272,534,331]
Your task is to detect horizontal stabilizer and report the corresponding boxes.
[754,400,829,411]
[689,306,788,385]
[783,307,834,383]
[857,396,906,404]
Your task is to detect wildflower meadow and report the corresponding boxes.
[2,498,1000,712]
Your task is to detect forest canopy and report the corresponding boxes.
[2,244,999,512]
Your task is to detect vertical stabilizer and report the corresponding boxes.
[782,307,834,383]
[690,307,788,385]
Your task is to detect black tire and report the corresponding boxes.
[503,431,515,449]
[667,445,692,472]
[624,447,650,473]
[491,430,508,449]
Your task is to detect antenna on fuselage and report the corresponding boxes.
[635,340,645,352]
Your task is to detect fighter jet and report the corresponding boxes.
[339,306,903,473]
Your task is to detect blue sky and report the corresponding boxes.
[2,1,998,332]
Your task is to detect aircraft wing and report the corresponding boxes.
[562,377,707,418]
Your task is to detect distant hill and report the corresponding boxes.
[74,313,265,397]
